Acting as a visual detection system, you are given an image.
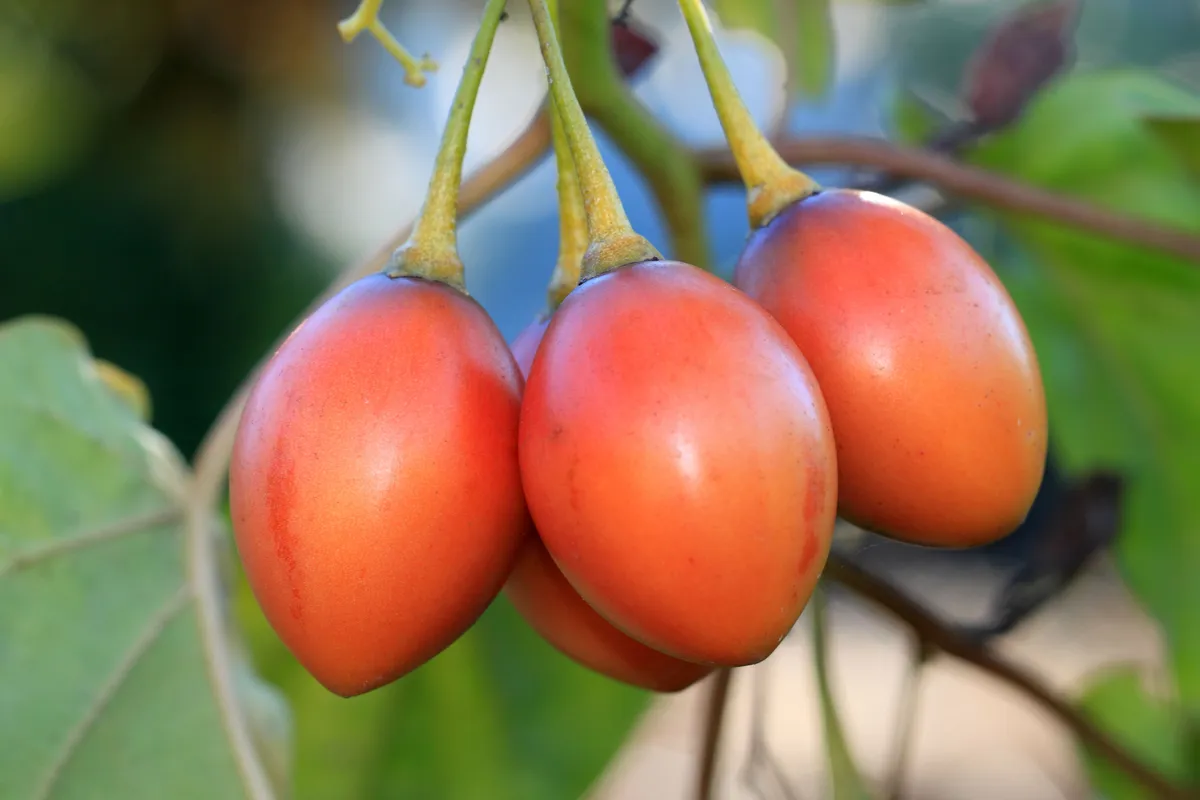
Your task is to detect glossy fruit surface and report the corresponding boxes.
[504,316,710,692]
[230,273,528,697]
[519,261,837,667]
[734,189,1047,547]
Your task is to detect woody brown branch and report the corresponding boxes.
[696,136,1200,264]
[823,555,1192,800]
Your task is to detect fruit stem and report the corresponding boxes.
[546,0,587,309]
[548,101,588,307]
[676,0,821,229]
[386,0,508,291]
[338,0,438,88]
[527,0,663,280]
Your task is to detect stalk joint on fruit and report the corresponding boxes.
[544,0,589,310]
[676,0,821,229]
[528,0,663,280]
[338,0,438,88]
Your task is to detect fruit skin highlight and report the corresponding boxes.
[519,260,838,667]
[505,318,710,692]
[230,273,529,697]
[734,189,1048,547]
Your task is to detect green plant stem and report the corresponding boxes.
[559,0,712,271]
[527,0,662,279]
[676,0,819,228]
[812,589,875,800]
[387,0,508,290]
[546,0,587,309]
[548,101,588,306]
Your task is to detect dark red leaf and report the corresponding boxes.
[963,0,1080,130]
[610,18,659,79]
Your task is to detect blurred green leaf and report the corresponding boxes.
[714,0,778,41]
[93,360,153,423]
[1077,669,1190,798]
[0,316,284,799]
[237,562,648,800]
[793,0,836,99]
[0,35,98,200]
[889,90,944,145]
[969,69,1200,718]
[1142,114,1200,178]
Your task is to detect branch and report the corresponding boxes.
[822,554,1193,800]
[189,110,552,507]
[697,136,1200,264]
[696,667,734,800]
[561,0,713,270]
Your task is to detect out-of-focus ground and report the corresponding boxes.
[590,546,1164,800]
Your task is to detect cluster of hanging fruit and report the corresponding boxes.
[228,0,1048,698]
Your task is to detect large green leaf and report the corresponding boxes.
[1143,114,1200,179]
[0,316,284,799]
[236,563,649,800]
[1077,669,1191,799]
[968,70,1200,717]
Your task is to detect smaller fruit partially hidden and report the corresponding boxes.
[504,316,709,692]
[507,535,711,692]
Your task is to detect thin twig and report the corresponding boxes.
[697,668,735,800]
[741,663,801,800]
[613,0,636,26]
[884,644,930,800]
[822,555,1193,800]
[696,136,1200,264]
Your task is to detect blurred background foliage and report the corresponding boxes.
[2,0,1198,798]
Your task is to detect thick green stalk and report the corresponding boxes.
[560,0,713,270]
[387,0,508,290]
[676,0,820,228]
[546,0,588,308]
[527,0,662,279]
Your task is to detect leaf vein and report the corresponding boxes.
[1,510,183,578]
[34,587,189,800]
[0,507,183,579]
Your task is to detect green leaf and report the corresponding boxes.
[0,316,283,800]
[1143,114,1200,179]
[968,70,1200,718]
[889,90,944,145]
[792,0,836,99]
[237,563,648,800]
[93,360,153,423]
[0,33,99,201]
[1077,669,1190,799]
[714,0,778,42]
